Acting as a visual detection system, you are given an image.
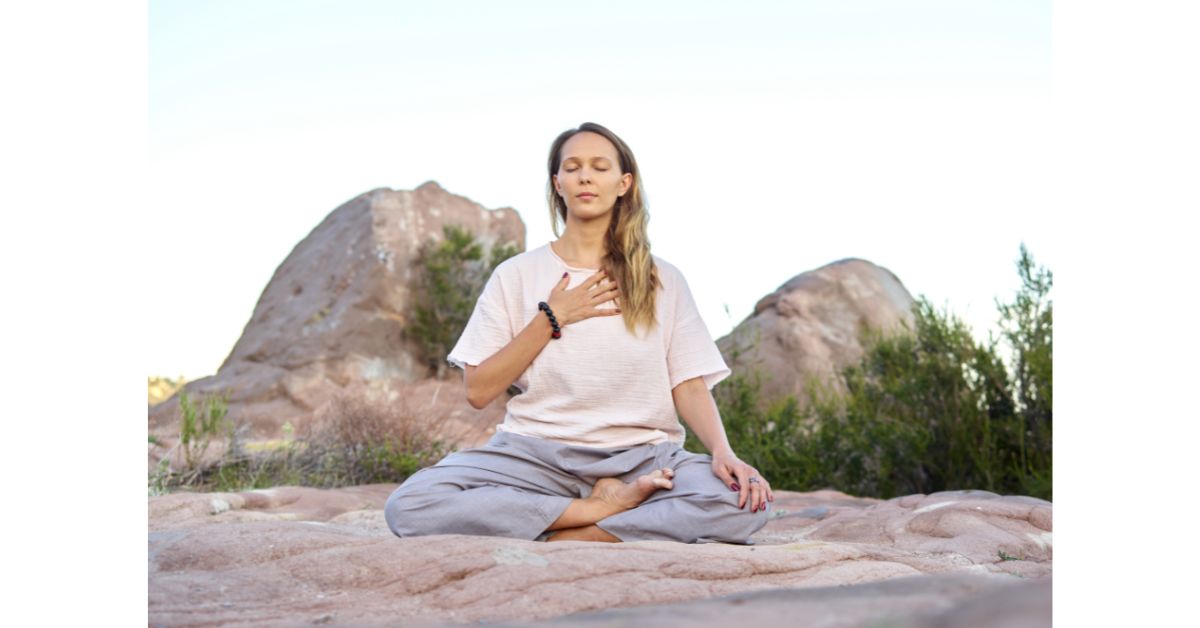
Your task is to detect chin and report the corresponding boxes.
[571,206,614,220]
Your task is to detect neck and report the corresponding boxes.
[556,213,611,267]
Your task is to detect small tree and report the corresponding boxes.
[993,242,1053,498]
[409,225,519,379]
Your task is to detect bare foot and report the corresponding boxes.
[590,468,675,515]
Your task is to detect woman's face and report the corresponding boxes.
[553,131,633,222]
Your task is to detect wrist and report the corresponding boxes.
[710,444,735,458]
[538,301,562,338]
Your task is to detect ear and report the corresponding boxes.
[552,173,561,196]
[619,172,632,196]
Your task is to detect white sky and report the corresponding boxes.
[148,0,1054,379]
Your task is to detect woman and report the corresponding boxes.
[384,122,774,543]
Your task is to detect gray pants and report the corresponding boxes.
[384,430,770,544]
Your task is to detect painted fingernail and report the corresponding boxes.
[730,483,739,491]
[562,272,568,278]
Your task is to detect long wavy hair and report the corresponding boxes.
[546,122,661,337]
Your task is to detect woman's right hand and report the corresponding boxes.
[546,270,622,326]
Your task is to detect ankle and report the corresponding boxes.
[585,493,627,518]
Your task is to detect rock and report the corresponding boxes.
[148,486,1050,626]
[468,571,1050,628]
[717,258,916,409]
[148,181,523,444]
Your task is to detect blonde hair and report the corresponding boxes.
[546,122,661,336]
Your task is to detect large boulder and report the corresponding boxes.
[717,258,916,409]
[148,485,1051,626]
[148,181,523,442]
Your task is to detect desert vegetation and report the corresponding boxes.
[685,244,1052,500]
[408,224,519,379]
[149,387,468,495]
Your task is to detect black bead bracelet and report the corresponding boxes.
[537,301,562,339]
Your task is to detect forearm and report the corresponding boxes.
[671,378,733,455]
[467,313,555,409]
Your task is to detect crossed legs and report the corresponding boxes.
[543,469,675,542]
[386,444,768,544]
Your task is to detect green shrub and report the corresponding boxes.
[687,244,1052,501]
[409,224,519,379]
[178,390,232,469]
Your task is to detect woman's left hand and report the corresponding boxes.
[711,449,774,512]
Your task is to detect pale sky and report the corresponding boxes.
[148,0,1054,379]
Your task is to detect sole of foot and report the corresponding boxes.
[592,468,675,513]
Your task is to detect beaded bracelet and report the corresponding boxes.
[537,301,562,339]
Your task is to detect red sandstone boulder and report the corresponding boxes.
[717,258,917,409]
[148,181,523,444]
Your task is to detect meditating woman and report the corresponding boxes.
[384,122,774,543]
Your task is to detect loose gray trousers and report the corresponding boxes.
[384,429,770,544]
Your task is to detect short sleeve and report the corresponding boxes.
[447,269,514,370]
[667,268,732,390]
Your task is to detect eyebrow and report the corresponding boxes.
[561,155,613,163]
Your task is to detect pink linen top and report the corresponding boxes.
[447,242,731,448]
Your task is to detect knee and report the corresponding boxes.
[719,494,772,542]
[384,484,441,538]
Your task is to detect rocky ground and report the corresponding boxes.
[149,485,1050,627]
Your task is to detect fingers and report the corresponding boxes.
[553,271,570,292]
[587,278,617,296]
[735,469,750,509]
[735,468,771,512]
[582,280,622,318]
[751,477,773,511]
[593,283,620,299]
[585,269,608,288]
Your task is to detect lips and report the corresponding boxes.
[577,193,597,199]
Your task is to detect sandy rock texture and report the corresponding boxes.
[718,258,917,409]
[149,486,1050,627]
[148,181,523,442]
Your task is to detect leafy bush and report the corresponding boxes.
[409,224,519,379]
[686,244,1052,501]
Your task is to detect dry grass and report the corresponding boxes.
[150,386,470,494]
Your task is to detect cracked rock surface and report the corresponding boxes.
[149,485,1051,627]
